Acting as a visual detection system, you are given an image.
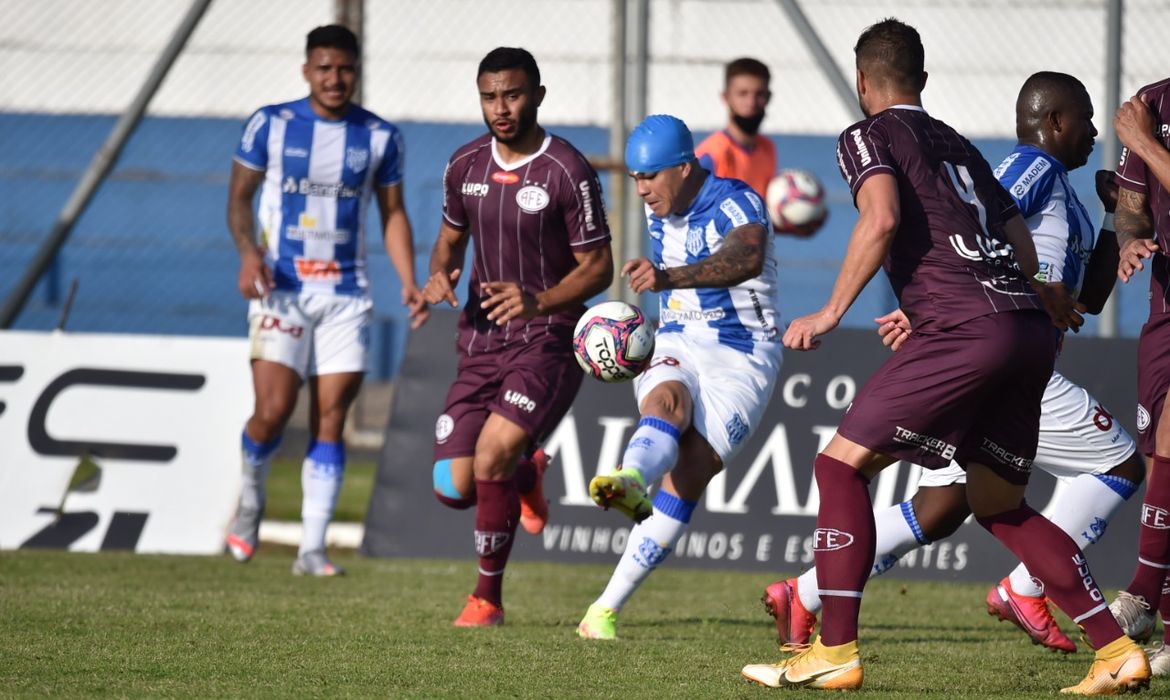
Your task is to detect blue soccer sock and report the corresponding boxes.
[618,416,681,484]
[240,430,282,514]
[300,440,345,556]
[595,490,697,611]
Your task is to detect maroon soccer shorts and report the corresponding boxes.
[433,333,583,460]
[1137,313,1170,456]
[837,310,1059,485]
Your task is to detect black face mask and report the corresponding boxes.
[732,112,765,136]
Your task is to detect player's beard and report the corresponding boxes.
[731,112,765,136]
[488,101,539,145]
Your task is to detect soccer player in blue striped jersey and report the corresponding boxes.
[578,114,782,640]
[225,25,427,576]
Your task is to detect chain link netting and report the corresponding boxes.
[1,0,1165,369]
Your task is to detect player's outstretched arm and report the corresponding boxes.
[641,222,767,292]
[227,161,271,300]
[482,246,614,326]
[376,183,427,329]
[422,222,470,308]
[783,173,899,351]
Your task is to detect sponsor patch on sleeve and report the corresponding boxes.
[719,199,749,228]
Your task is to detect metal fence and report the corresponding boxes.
[0,0,1164,374]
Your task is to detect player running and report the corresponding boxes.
[577,114,782,640]
[740,21,1148,694]
[225,25,427,576]
[762,73,1144,657]
[1106,76,1170,676]
[422,47,613,627]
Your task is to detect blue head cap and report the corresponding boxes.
[625,114,695,174]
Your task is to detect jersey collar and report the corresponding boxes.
[492,135,552,171]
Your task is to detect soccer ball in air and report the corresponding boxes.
[573,301,655,383]
[765,169,828,237]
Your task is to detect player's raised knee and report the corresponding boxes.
[433,459,475,509]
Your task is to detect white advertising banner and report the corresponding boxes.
[0,331,250,554]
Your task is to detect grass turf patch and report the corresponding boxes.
[263,458,375,523]
[2,549,1151,698]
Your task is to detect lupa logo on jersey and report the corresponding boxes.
[345,147,369,173]
[504,390,537,413]
[462,182,490,197]
[516,185,550,213]
[686,225,706,256]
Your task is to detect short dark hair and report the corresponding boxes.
[306,25,359,57]
[854,18,926,94]
[477,47,541,88]
[725,57,770,87]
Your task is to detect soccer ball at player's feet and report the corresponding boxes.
[573,301,654,383]
[762,578,817,646]
[765,169,827,237]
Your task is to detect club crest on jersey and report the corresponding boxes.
[516,185,550,213]
[474,530,511,555]
[345,147,369,173]
[726,413,749,447]
[686,225,705,256]
[813,528,854,551]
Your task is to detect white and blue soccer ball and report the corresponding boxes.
[573,301,654,383]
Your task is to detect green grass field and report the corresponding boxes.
[263,457,376,523]
[4,548,1159,698]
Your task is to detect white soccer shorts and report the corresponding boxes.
[915,370,1137,488]
[633,331,781,463]
[247,291,373,379]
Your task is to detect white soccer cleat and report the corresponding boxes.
[291,550,345,577]
[1109,591,1156,643]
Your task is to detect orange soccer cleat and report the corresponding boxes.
[453,595,505,628]
[519,449,550,535]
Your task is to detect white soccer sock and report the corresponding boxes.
[595,491,696,611]
[619,416,681,484]
[799,501,929,614]
[240,430,281,513]
[1007,472,1137,597]
[300,440,345,556]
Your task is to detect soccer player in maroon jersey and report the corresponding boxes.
[1105,78,1170,675]
[421,47,613,627]
[740,19,1148,693]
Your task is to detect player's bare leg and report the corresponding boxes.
[228,359,299,563]
[290,371,361,577]
[589,381,691,523]
[966,462,1149,693]
[580,428,719,640]
[452,413,529,627]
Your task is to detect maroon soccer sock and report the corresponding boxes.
[812,453,875,646]
[1126,455,1170,603]
[514,455,537,495]
[472,478,520,607]
[977,503,1121,649]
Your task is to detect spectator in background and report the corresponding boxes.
[696,58,776,199]
[224,24,427,576]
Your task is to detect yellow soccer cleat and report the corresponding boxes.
[1060,636,1151,695]
[588,468,652,523]
[741,637,863,690]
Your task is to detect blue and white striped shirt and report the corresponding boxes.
[645,174,781,352]
[234,97,404,297]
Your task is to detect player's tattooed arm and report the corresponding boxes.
[1114,188,1159,283]
[226,161,270,299]
[659,224,767,290]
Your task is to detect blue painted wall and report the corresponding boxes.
[0,114,1148,378]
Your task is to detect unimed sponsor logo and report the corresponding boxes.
[851,128,872,167]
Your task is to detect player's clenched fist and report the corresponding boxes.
[622,257,667,293]
[423,268,461,307]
